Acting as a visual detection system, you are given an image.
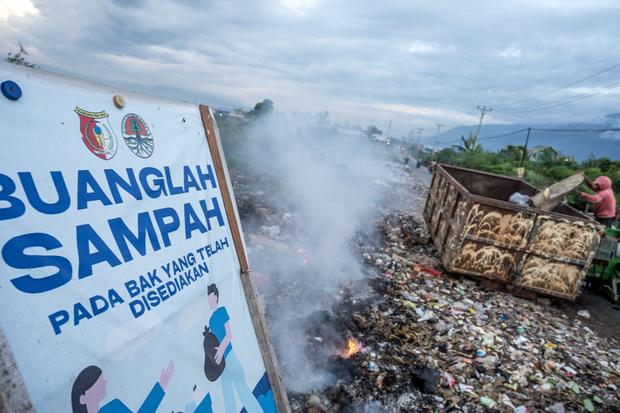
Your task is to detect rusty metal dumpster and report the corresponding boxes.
[423,164,602,300]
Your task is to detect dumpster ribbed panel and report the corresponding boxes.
[423,164,602,300]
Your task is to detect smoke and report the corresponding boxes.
[222,111,405,392]
[246,115,386,280]
[602,115,620,141]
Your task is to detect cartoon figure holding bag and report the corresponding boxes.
[203,283,263,413]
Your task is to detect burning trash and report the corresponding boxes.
[341,338,362,359]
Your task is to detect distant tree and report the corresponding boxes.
[251,99,274,118]
[316,110,329,122]
[537,147,561,171]
[598,157,612,172]
[499,145,525,162]
[454,132,480,152]
[434,148,458,164]
[314,110,331,129]
[364,125,383,139]
[5,52,36,68]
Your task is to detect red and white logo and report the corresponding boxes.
[75,107,118,160]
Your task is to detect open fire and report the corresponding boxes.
[341,337,362,359]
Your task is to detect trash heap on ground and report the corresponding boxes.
[230,164,620,413]
[314,214,619,412]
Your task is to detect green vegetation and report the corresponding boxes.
[421,137,620,207]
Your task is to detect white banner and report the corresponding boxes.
[0,63,276,413]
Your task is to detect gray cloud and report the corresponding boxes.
[2,0,620,132]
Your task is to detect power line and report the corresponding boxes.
[479,128,529,140]
[439,128,528,145]
[533,127,620,133]
[497,81,620,113]
[498,62,620,106]
[437,127,620,146]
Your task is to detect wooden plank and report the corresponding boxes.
[0,327,34,413]
[240,272,291,413]
[199,105,291,413]
[531,171,584,211]
[200,105,250,273]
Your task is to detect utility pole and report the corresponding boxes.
[407,129,414,144]
[432,123,444,159]
[517,128,531,178]
[416,128,424,142]
[474,105,492,139]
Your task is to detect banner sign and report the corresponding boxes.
[0,63,279,413]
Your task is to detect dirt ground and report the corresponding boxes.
[575,292,620,339]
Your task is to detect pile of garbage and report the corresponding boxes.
[290,214,620,413]
[227,157,619,412]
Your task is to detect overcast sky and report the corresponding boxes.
[2,0,620,136]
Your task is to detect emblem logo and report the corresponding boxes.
[121,113,154,158]
[74,107,117,160]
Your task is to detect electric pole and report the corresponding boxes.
[416,128,424,147]
[432,123,444,158]
[517,128,531,178]
[474,105,492,139]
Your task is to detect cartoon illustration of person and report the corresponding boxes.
[205,283,263,413]
[186,386,214,413]
[71,361,175,413]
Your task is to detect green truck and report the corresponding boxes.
[588,227,620,304]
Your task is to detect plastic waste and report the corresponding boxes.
[443,371,456,388]
[479,396,496,408]
[509,192,531,207]
[583,398,595,412]
[549,403,565,413]
[577,309,591,319]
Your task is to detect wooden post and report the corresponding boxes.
[0,327,34,413]
[199,105,291,413]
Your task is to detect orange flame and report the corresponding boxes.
[342,338,362,358]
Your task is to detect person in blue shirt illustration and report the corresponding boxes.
[71,361,175,413]
[207,283,263,413]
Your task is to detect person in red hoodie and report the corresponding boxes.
[578,175,617,227]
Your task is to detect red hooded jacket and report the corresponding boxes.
[580,176,616,218]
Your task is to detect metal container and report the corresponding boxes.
[424,164,602,300]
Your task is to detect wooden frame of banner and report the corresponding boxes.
[0,327,34,413]
[200,105,291,413]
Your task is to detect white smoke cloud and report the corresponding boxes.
[601,114,620,141]
[226,111,404,391]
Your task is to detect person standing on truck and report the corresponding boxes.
[578,175,617,227]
